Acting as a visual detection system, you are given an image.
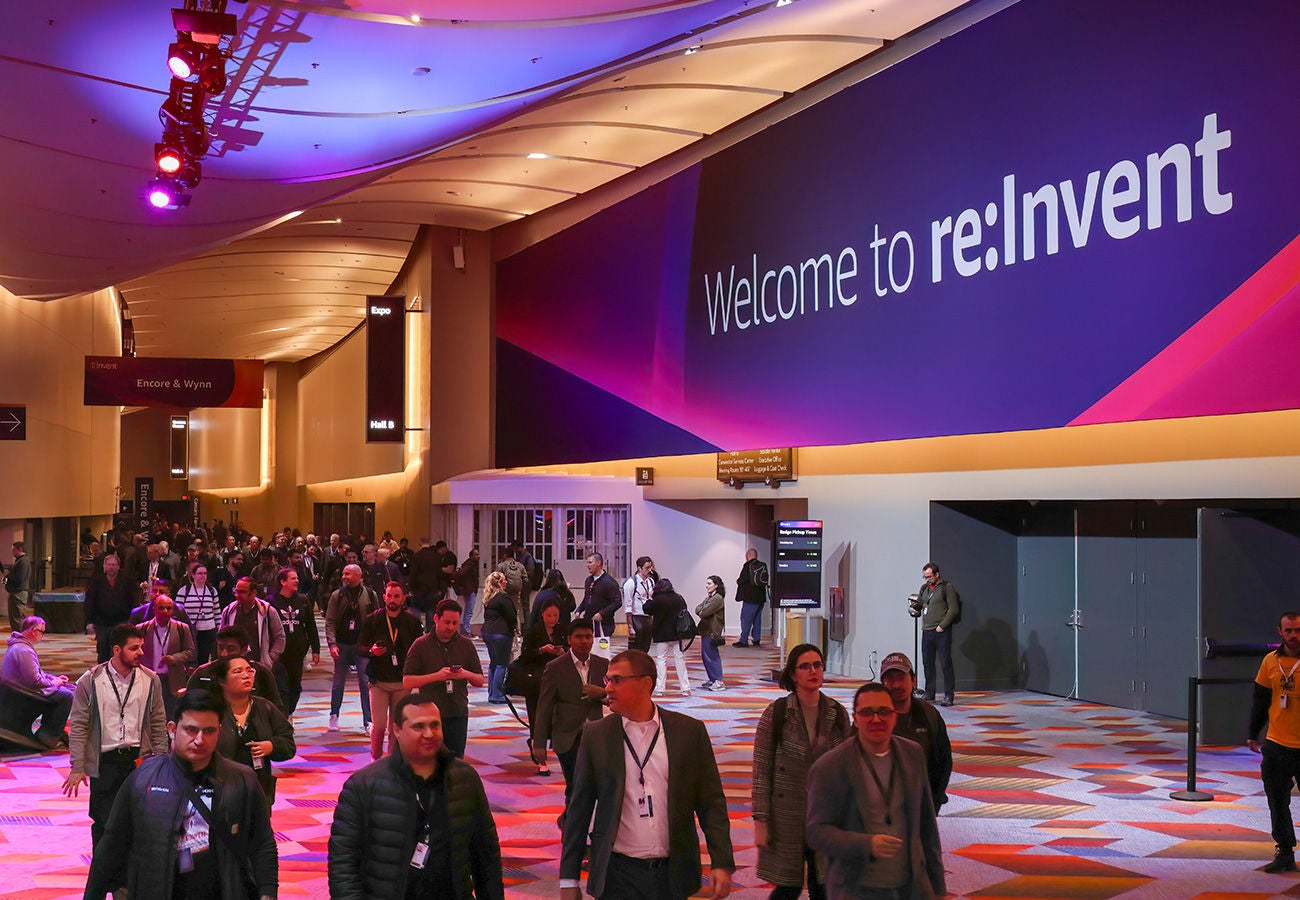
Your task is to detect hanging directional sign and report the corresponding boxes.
[0,405,25,441]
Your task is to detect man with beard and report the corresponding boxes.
[360,581,422,759]
[269,566,320,716]
[880,651,952,812]
[326,563,377,732]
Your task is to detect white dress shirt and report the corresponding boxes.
[613,705,671,858]
[622,575,653,618]
[95,663,149,752]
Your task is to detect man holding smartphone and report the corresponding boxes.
[403,598,484,757]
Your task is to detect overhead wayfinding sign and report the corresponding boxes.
[84,357,264,408]
[366,295,405,443]
[717,448,795,484]
[772,519,823,609]
[0,405,25,441]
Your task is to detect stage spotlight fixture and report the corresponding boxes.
[167,38,201,80]
[155,143,185,174]
[198,53,227,94]
[172,7,239,43]
[146,178,191,210]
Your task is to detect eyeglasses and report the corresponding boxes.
[603,674,652,686]
[855,707,896,720]
[795,661,825,671]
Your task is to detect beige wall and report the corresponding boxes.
[189,405,261,491]
[0,287,120,519]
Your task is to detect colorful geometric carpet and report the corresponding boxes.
[0,626,1293,899]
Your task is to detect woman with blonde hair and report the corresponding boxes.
[479,570,516,704]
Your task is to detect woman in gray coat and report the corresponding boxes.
[751,643,852,899]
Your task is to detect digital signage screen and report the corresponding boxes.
[773,520,823,609]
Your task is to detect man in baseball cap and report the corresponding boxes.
[881,651,953,811]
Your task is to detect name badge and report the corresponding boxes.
[391,653,399,666]
[637,794,655,819]
[411,840,430,869]
[445,680,454,693]
[348,619,356,630]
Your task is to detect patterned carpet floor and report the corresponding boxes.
[0,625,1294,899]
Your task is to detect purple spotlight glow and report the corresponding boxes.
[145,178,189,210]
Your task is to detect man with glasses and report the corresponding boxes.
[880,652,952,812]
[807,682,945,899]
[1,616,75,748]
[560,649,734,900]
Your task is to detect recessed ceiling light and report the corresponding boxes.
[410,13,421,23]
[526,152,550,159]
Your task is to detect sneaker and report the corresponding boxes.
[364,721,374,736]
[328,715,339,731]
[939,697,954,708]
[1265,846,1297,873]
[734,642,750,648]
[681,688,692,696]
[708,681,726,691]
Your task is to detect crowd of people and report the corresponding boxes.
[0,522,970,900]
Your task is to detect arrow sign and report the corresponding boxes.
[0,405,26,441]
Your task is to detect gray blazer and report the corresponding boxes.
[532,652,608,754]
[560,707,734,898]
[68,662,168,778]
[806,735,945,900]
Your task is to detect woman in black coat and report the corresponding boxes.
[518,596,569,774]
[528,568,576,629]
[643,577,691,696]
[214,653,296,808]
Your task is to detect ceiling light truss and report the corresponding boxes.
[146,1,238,210]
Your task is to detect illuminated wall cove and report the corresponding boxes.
[495,0,1300,468]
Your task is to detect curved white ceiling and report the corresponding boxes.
[0,0,967,360]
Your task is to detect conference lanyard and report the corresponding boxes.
[859,743,897,826]
[386,614,402,666]
[622,724,661,788]
[106,667,137,743]
[1281,656,1300,695]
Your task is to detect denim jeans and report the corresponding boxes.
[740,602,763,644]
[483,631,512,701]
[459,591,478,635]
[701,635,723,683]
[330,642,372,722]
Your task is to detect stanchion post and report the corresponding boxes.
[1171,675,1213,801]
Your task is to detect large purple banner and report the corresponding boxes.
[496,0,1300,467]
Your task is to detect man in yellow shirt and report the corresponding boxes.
[1249,611,1300,873]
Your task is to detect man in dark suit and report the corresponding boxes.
[806,682,946,899]
[531,618,608,801]
[559,649,733,900]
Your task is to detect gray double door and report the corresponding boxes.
[1020,507,1197,719]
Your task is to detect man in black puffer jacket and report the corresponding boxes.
[83,689,278,900]
[329,694,504,900]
